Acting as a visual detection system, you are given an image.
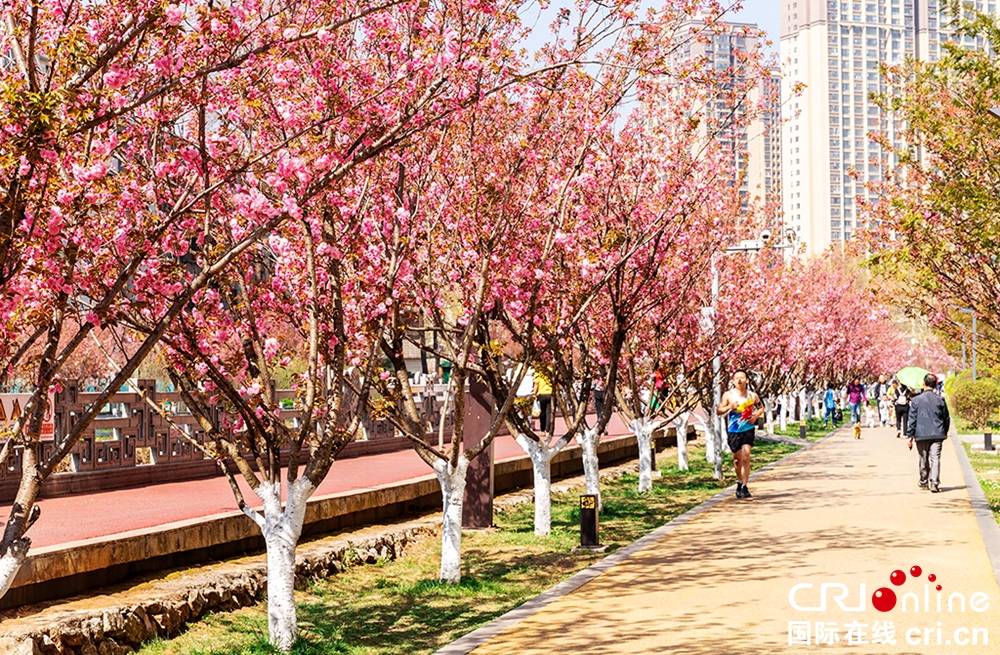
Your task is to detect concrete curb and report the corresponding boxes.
[433,427,838,655]
[951,435,1000,588]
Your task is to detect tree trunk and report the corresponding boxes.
[705,411,717,464]
[433,456,469,584]
[265,532,298,651]
[705,414,724,480]
[800,389,809,422]
[577,428,602,511]
[515,434,570,536]
[675,413,689,472]
[255,477,315,652]
[0,458,43,603]
[0,538,28,601]
[765,399,775,435]
[633,418,655,492]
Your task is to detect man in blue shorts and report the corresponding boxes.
[716,370,764,499]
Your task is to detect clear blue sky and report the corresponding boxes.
[521,0,780,57]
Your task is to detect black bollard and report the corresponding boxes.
[580,494,600,549]
[799,422,807,440]
[987,432,994,452]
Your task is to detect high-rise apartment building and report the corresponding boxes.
[781,0,994,255]
[670,21,782,212]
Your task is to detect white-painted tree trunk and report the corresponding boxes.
[577,428,602,511]
[708,415,725,480]
[764,399,775,435]
[675,413,689,471]
[633,418,655,492]
[778,393,788,431]
[249,477,315,652]
[432,456,469,584]
[0,539,28,601]
[705,411,717,464]
[265,534,298,651]
[800,389,809,422]
[515,434,570,536]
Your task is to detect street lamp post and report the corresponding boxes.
[961,324,967,372]
[706,228,800,480]
[958,307,977,381]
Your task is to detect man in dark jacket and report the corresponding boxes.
[906,373,951,493]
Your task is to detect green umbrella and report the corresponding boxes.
[896,366,932,391]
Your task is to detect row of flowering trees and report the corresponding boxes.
[0,0,924,650]
[717,254,917,432]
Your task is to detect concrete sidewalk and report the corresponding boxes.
[449,426,1000,654]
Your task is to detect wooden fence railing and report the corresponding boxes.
[0,380,457,498]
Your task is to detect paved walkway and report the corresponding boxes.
[453,426,1000,654]
[1,415,647,549]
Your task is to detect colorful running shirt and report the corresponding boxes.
[727,393,757,433]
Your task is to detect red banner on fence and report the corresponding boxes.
[0,392,56,438]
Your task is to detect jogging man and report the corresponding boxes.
[717,370,764,499]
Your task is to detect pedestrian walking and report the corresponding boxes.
[593,376,607,436]
[879,396,891,427]
[906,373,950,493]
[892,380,912,438]
[823,385,838,427]
[873,375,891,426]
[716,370,764,499]
[847,378,866,426]
[533,367,554,434]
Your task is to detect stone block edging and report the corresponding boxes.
[951,434,1000,588]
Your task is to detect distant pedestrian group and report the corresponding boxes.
[819,372,949,493]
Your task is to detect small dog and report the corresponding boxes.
[854,423,862,439]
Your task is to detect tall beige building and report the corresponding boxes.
[781,0,994,255]
[671,21,782,213]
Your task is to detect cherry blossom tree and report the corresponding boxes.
[0,1,531,638]
[0,0,326,603]
[361,0,730,565]
[103,1,546,649]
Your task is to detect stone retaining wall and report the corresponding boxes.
[0,523,437,655]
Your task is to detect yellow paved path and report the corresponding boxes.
[469,427,1000,654]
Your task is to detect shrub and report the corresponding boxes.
[951,378,1000,430]
[944,371,970,396]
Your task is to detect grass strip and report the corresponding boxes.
[963,442,1000,526]
[138,442,799,655]
[771,416,836,442]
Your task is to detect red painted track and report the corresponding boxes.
[1,415,649,549]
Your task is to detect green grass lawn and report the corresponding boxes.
[964,443,1000,525]
[771,416,838,442]
[138,442,800,655]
